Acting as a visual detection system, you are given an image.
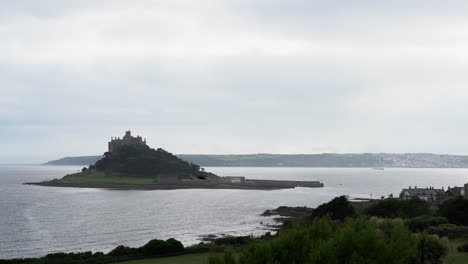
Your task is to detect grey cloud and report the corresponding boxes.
[1,1,468,163]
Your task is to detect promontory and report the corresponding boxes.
[27,131,324,190]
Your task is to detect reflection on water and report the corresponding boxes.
[1,165,467,259]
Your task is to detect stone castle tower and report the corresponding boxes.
[108,130,147,152]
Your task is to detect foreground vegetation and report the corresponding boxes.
[3,196,468,264]
[443,239,468,264]
[116,253,221,264]
[0,238,188,264]
[207,196,468,264]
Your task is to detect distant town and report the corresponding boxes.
[45,152,468,168]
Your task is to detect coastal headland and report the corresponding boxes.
[27,131,323,190]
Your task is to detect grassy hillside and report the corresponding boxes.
[64,172,156,184]
[90,145,204,178]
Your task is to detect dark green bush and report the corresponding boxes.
[404,216,448,232]
[310,196,355,221]
[230,217,447,264]
[428,226,468,239]
[364,198,430,218]
[212,236,254,246]
[439,196,468,225]
[141,238,184,256]
[414,234,448,264]
[108,245,137,257]
[0,238,185,264]
[457,243,468,252]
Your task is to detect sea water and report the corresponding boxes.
[1,165,467,259]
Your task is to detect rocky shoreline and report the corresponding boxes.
[262,206,314,218]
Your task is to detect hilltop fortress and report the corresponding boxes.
[30,130,324,190]
[108,131,146,152]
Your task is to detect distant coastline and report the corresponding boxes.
[44,153,468,168]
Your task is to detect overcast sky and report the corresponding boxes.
[2,0,468,163]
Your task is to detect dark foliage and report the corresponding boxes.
[141,238,184,256]
[93,145,201,177]
[428,225,468,239]
[211,236,254,246]
[0,238,185,264]
[438,196,468,226]
[364,198,431,218]
[107,245,137,257]
[458,243,468,252]
[0,251,126,264]
[415,234,448,264]
[404,215,448,232]
[211,217,447,264]
[310,196,355,221]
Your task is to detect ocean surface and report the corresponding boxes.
[1,165,468,259]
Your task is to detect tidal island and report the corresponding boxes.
[27,131,324,190]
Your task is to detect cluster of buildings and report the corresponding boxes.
[108,131,147,153]
[399,184,467,203]
[373,153,468,168]
[221,176,245,184]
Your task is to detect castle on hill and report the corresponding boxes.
[108,131,146,152]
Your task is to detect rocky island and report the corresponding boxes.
[28,131,324,190]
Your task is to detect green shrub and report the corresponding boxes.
[310,196,355,221]
[438,196,468,225]
[414,234,448,264]
[141,238,184,256]
[364,198,430,218]
[223,248,236,264]
[428,226,468,239]
[234,217,434,264]
[310,218,417,264]
[165,238,184,252]
[213,236,254,246]
[457,243,468,253]
[404,216,448,232]
[108,245,137,256]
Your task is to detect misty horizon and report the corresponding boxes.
[2,1,468,163]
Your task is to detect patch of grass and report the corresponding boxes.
[444,239,468,264]
[115,253,220,264]
[64,172,156,184]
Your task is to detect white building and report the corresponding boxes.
[399,186,445,202]
[221,176,245,184]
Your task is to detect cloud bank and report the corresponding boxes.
[1,0,468,163]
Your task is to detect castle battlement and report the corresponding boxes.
[108,130,147,152]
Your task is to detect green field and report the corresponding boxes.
[64,172,156,184]
[444,239,468,264]
[115,253,220,264]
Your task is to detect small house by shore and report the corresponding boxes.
[446,186,464,197]
[399,186,445,202]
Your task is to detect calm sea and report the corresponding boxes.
[1,165,467,259]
